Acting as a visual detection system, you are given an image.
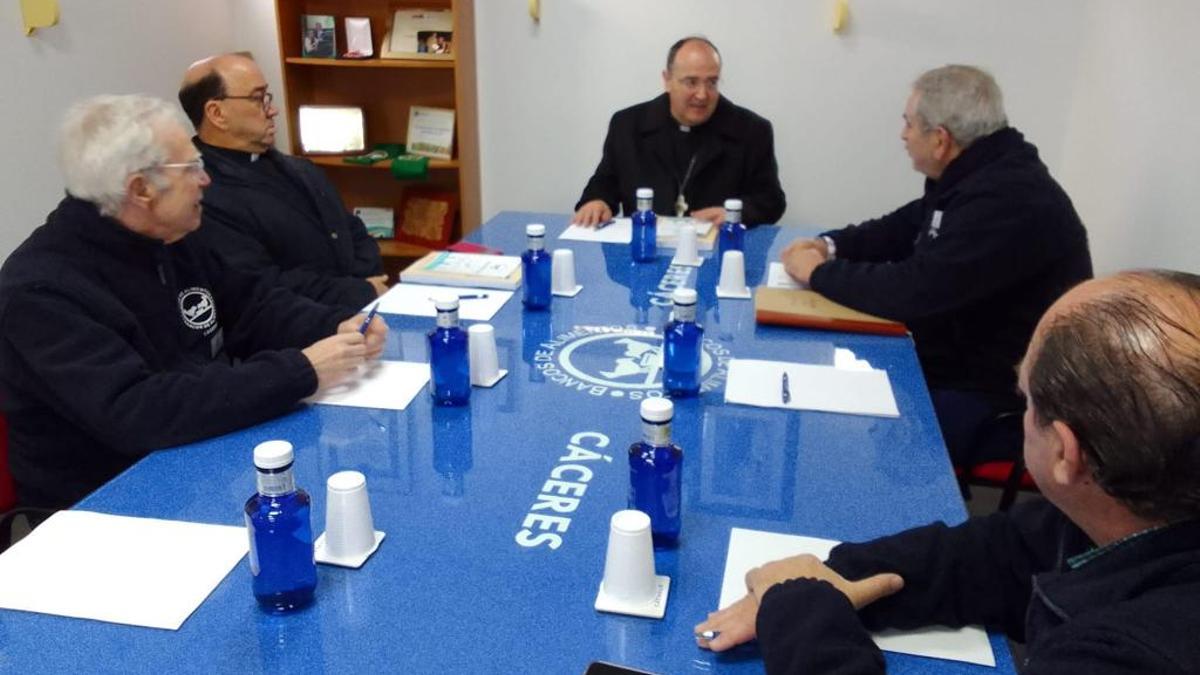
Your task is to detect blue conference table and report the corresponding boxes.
[0,212,1014,674]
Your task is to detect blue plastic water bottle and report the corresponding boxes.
[428,295,471,405]
[631,187,657,262]
[522,223,552,310]
[628,397,683,548]
[663,288,703,397]
[718,198,745,259]
[244,440,317,613]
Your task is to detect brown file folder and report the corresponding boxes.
[754,287,908,336]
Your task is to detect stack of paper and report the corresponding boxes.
[399,251,523,290]
[559,217,716,250]
[372,283,513,321]
[724,358,899,417]
[0,511,247,630]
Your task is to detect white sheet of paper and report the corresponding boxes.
[558,217,712,245]
[372,283,513,321]
[719,528,996,667]
[308,360,429,411]
[767,261,806,289]
[0,510,247,630]
[725,359,899,417]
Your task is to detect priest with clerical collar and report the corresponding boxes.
[178,53,386,310]
[573,36,787,229]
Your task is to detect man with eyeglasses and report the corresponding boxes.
[780,65,1092,470]
[178,53,386,311]
[0,95,386,509]
[573,36,786,228]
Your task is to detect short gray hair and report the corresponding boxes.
[912,65,1007,148]
[58,95,192,217]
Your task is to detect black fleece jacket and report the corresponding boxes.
[0,196,353,507]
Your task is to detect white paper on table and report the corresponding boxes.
[724,358,899,417]
[719,528,996,667]
[0,510,247,630]
[558,217,712,245]
[371,283,513,321]
[307,360,429,411]
[766,261,806,289]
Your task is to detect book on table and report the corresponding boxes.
[754,287,907,336]
[400,251,523,290]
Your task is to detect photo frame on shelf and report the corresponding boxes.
[343,17,374,59]
[406,106,455,160]
[396,188,457,248]
[301,15,336,58]
[298,106,365,154]
[382,9,453,60]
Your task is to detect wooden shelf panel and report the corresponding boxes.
[307,155,459,170]
[285,57,454,69]
[376,240,432,257]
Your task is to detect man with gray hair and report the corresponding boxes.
[0,94,387,509]
[781,65,1092,469]
[698,270,1200,673]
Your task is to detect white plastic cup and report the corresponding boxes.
[599,510,657,603]
[468,323,500,386]
[324,471,376,559]
[551,249,578,294]
[717,250,750,295]
[675,224,700,265]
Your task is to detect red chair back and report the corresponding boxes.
[0,413,15,513]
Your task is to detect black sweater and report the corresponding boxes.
[756,499,1200,674]
[0,197,352,507]
[194,139,382,310]
[576,93,786,226]
[811,128,1092,394]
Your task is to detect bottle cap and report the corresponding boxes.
[640,397,674,423]
[672,287,698,306]
[433,293,460,312]
[526,223,546,237]
[636,187,654,199]
[254,440,294,470]
[724,198,743,211]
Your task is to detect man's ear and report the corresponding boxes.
[126,172,156,209]
[203,99,226,130]
[662,69,671,90]
[1051,420,1090,485]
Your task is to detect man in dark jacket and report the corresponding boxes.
[0,95,386,509]
[782,65,1092,466]
[178,53,385,311]
[573,37,786,228]
[696,270,1200,674]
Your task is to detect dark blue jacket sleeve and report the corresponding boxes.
[0,287,319,454]
[757,579,885,675]
[822,199,924,264]
[825,500,1064,641]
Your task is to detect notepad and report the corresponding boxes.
[307,360,430,411]
[724,358,899,417]
[559,217,716,250]
[719,528,996,667]
[0,511,247,630]
[372,283,513,321]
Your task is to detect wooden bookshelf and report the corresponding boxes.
[274,0,480,263]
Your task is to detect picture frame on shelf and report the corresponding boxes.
[406,106,455,160]
[343,17,374,59]
[396,189,457,248]
[301,15,336,58]
[353,207,395,239]
[382,9,453,60]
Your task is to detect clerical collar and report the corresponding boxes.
[678,124,691,133]
[195,138,264,165]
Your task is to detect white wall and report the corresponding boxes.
[474,0,1200,275]
[0,0,235,258]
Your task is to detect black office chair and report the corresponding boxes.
[956,410,1038,512]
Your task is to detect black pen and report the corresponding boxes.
[456,294,489,300]
[594,218,616,230]
[358,303,379,335]
[781,372,791,404]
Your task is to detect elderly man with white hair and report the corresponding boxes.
[0,94,386,509]
[782,65,1093,469]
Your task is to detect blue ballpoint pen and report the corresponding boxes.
[358,303,379,335]
[781,372,791,404]
[456,294,490,300]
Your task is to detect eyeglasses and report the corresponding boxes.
[152,157,206,176]
[215,91,274,111]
